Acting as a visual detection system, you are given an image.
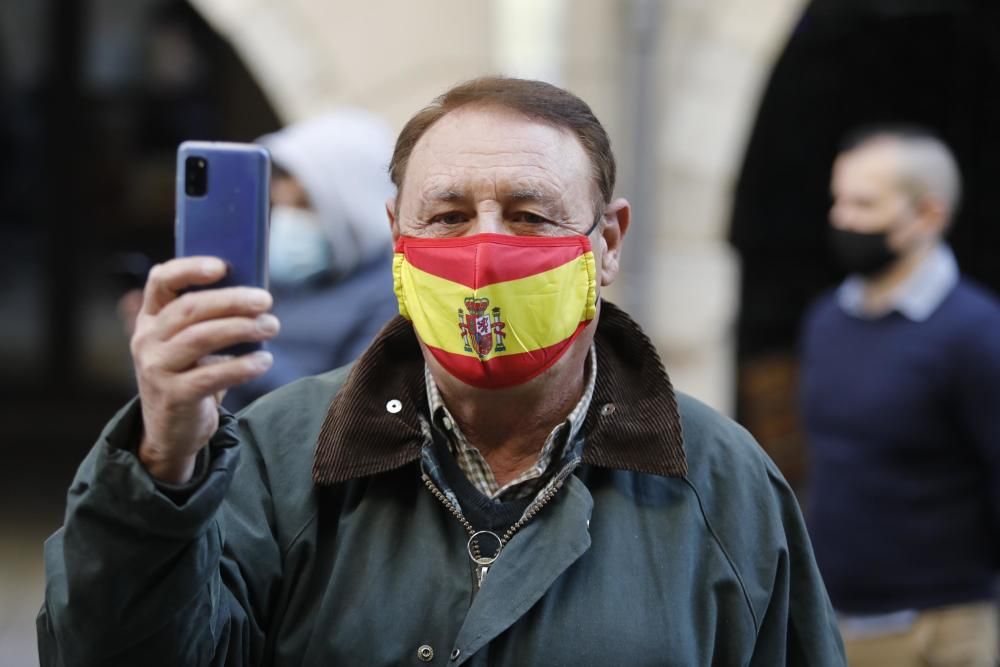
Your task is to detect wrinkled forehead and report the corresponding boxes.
[402,106,595,202]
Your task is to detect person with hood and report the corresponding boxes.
[222,109,399,409]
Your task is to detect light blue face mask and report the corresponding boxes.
[268,205,334,287]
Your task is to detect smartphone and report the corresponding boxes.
[175,141,270,355]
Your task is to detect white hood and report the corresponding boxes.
[257,109,396,278]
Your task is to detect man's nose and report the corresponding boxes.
[472,206,510,235]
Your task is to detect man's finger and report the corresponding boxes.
[197,355,233,405]
[165,350,274,400]
[153,314,280,372]
[151,286,272,342]
[142,257,228,316]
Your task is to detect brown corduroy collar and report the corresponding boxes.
[312,301,686,485]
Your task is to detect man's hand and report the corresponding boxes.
[131,257,279,484]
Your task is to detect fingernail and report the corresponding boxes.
[202,259,224,275]
[249,350,273,368]
[255,313,280,334]
[247,290,271,309]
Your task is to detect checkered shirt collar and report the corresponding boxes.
[312,301,687,487]
[424,345,597,500]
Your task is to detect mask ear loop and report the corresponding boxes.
[583,210,603,237]
[582,209,602,319]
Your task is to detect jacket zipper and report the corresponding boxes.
[421,472,567,590]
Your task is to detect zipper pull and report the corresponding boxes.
[475,563,490,589]
[467,530,503,590]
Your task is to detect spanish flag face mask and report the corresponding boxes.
[393,232,599,389]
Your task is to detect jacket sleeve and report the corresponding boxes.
[749,464,846,666]
[36,399,282,667]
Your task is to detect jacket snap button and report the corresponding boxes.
[450,647,461,661]
[386,399,402,414]
[417,645,434,662]
[600,402,616,416]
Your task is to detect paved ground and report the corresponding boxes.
[0,395,119,667]
[0,238,140,664]
[1,521,51,666]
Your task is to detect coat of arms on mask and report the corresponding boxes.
[459,297,507,357]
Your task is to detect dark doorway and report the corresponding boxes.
[729,0,1000,488]
[0,0,280,535]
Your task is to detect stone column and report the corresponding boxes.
[626,0,805,414]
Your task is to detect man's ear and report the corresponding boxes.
[598,198,630,287]
[915,194,949,239]
[386,197,400,242]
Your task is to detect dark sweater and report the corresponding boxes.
[800,278,1000,614]
[429,431,534,535]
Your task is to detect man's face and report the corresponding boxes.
[829,142,922,253]
[387,104,629,388]
[270,174,311,210]
[389,105,623,280]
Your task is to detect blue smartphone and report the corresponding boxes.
[175,141,270,356]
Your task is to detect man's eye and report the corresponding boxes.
[511,212,551,224]
[430,212,469,225]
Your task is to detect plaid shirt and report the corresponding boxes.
[425,346,597,501]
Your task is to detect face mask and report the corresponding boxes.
[828,227,899,278]
[393,233,598,389]
[268,205,333,287]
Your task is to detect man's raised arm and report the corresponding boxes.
[37,257,281,666]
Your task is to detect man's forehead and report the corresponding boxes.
[835,143,901,190]
[422,103,567,139]
[419,176,566,202]
[408,107,587,170]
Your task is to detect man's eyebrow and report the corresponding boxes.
[416,188,466,216]
[507,189,563,209]
[424,188,465,203]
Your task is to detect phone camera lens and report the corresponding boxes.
[185,156,208,197]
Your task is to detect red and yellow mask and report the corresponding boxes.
[393,233,598,389]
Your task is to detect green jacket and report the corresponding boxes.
[38,303,845,666]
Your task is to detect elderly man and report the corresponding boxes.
[39,77,843,665]
[800,127,1000,666]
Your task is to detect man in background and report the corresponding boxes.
[800,126,1000,666]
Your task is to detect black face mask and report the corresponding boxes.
[828,227,899,277]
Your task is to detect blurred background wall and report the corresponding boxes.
[2,0,999,663]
